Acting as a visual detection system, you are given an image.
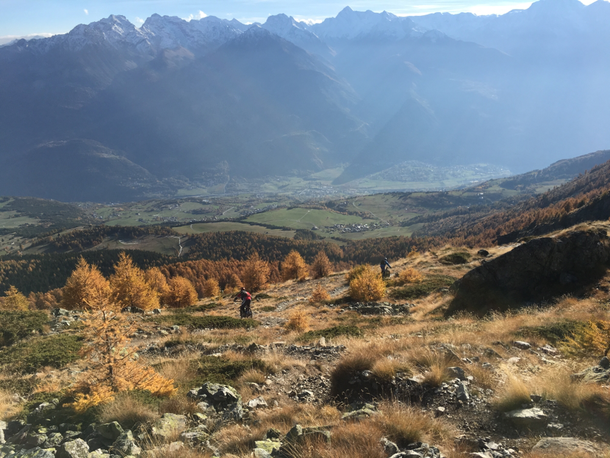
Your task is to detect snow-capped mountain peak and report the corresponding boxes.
[311,7,412,40]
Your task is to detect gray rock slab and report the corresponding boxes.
[57,438,90,458]
[532,437,609,456]
[505,407,548,429]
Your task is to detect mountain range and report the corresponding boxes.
[1,0,610,201]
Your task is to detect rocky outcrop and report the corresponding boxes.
[572,356,610,384]
[448,229,610,315]
[188,383,244,421]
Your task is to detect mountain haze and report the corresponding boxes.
[1,0,609,201]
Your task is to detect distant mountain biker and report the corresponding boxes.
[234,287,252,318]
[380,257,391,277]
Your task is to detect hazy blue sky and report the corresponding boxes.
[0,0,598,43]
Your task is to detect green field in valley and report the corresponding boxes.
[245,208,371,230]
[173,222,296,239]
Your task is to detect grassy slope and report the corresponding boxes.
[3,236,610,457]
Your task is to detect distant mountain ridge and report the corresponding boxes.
[1,0,610,201]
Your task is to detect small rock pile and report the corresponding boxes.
[346,302,415,315]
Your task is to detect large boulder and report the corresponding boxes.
[111,430,141,456]
[151,414,188,441]
[94,422,123,442]
[57,439,90,458]
[448,229,610,315]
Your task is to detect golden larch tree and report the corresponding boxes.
[281,250,308,282]
[164,276,198,308]
[144,267,170,299]
[242,252,270,292]
[309,283,331,304]
[110,252,159,311]
[71,298,176,412]
[224,273,242,295]
[311,251,332,279]
[202,278,220,298]
[349,265,385,302]
[61,257,111,310]
[0,286,30,311]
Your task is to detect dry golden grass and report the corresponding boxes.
[314,420,386,458]
[468,362,499,390]
[530,366,610,414]
[255,404,341,431]
[98,393,160,430]
[141,446,214,458]
[493,371,531,412]
[0,388,21,420]
[374,401,455,449]
[216,423,265,456]
[158,396,200,416]
[371,357,411,382]
[156,355,198,387]
[238,368,267,385]
[215,403,341,455]
[260,349,307,373]
[330,344,388,397]
[286,309,310,332]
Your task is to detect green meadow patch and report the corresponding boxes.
[390,275,456,300]
[152,314,259,329]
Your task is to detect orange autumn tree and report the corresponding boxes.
[281,250,308,282]
[202,278,220,298]
[0,286,30,311]
[61,257,111,310]
[311,251,332,279]
[110,252,159,311]
[242,252,270,292]
[164,276,198,308]
[144,267,170,299]
[65,262,175,412]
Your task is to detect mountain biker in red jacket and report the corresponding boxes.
[234,287,252,318]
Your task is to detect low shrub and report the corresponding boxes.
[439,252,471,265]
[0,377,38,397]
[152,314,259,329]
[518,319,586,343]
[371,358,412,382]
[345,265,368,284]
[519,319,609,356]
[330,350,378,398]
[0,310,49,347]
[493,373,531,412]
[190,356,269,386]
[299,325,363,343]
[390,275,455,300]
[172,303,219,314]
[374,402,453,449]
[396,268,424,285]
[309,284,331,303]
[285,310,310,332]
[98,391,160,430]
[349,266,385,302]
[0,334,83,374]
